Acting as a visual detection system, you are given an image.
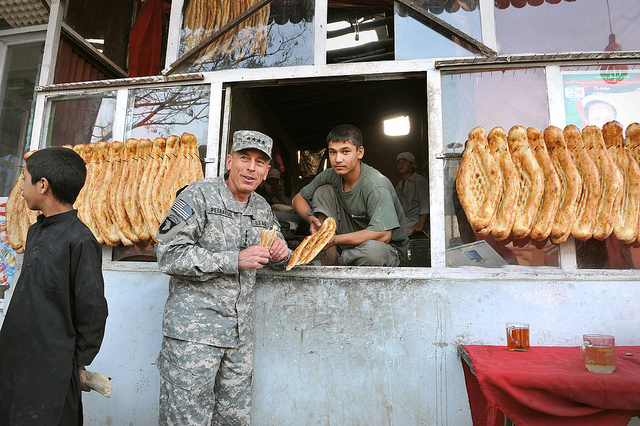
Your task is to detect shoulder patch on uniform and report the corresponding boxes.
[158,214,181,235]
[172,198,194,221]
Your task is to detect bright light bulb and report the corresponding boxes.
[384,116,410,136]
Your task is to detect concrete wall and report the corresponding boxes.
[79,266,640,425]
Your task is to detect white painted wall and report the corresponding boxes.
[78,267,640,425]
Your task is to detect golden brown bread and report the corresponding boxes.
[507,125,544,240]
[604,121,640,244]
[625,123,640,243]
[139,137,166,242]
[130,139,153,241]
[487,127,518,241]
[187,133,204,182]
[528,127,561,241]
[95,142,124,246]
[153,135,180,224]
[582,125,622,241]
[286,217,336,270]
[259,225,278,250]
[5,155,27,252]
[161,135,188,214]
[563,125,600,241]
[109,141,138,245]
[543,126,582,244]
[456,126,503,236]
[115,139,141,244]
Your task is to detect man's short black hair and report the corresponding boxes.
[327,124,363,149]
[25,146,86,205]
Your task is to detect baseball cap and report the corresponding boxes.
[232,130,273,159]
[396,152,415,163]
[267,169,280,180]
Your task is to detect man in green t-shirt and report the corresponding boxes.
[292,124,409,266]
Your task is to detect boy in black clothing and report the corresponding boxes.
[0,147,108,425]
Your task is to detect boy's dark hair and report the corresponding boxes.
[25,147,86,205]
[327,124,363,149]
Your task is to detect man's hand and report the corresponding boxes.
[309,216,323,234]
[238,246,270,270]
[269,238,289,262]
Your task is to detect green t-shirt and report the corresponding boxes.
[300,162,409,258]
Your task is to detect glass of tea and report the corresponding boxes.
[581,334,616,373]
[506,322,530,351]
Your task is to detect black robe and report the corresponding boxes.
[0,210,108,425]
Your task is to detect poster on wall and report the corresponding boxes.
[0,202,16,289]
[562,70,640,130]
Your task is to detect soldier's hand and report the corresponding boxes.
[238,246,270,270]
[269,238,289,262]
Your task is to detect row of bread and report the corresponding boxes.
[5,134,204,253]
[456,122,640,245]
[183,0,270,63]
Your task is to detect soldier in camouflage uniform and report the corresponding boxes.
[156,130,290,425]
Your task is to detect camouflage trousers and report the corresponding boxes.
[157,336,253,425]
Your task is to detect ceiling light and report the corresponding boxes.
[384,116,410,136]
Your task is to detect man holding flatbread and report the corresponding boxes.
[292,124,409,266]
[155,130,290,425]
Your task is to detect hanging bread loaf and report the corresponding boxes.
[582,125,622,241]
[139,137,166,242]
[130,139,153,241]
[5,150,39,253]
[95,142,124,246]
[487,127,518,241]
[456,126,502,236]
[543,126,582,245]
[108,141,137,245]
[624,123,640,243]
[527,127,561,241]
[161,135,189,215]
[152,135,180,224]
[114,139,141,244]
[507,125,544,240]
[604,121,640,244]
[563,125,600,241]
[286,217,337,271]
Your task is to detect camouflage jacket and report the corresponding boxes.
[156,176,288,347]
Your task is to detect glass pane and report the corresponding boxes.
[562,67,640,131]
[125,85,210,145]
[177,0,314,72]
[442,68,559,267]
[561,65,640,269]
[45,93,117,146]
[442,68,548,154]
[64,0,136,71]
[395,1,481,60]
[0,41,44,197]
[496,0,640,55]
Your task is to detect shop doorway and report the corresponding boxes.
[226,75,430,264]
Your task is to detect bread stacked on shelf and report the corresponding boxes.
[457,122,640,244]
[5,133,204,252]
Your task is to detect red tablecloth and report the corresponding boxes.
[460,345,640,426]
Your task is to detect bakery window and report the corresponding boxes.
[442,67,561,267]
[124,84,210,143]
[0,39,44,197]
[495,0,640,55]
[45,92,118,146]
[173,0,314,73]
[561,65,640,269]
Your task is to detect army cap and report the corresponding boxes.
[232,130,272,159]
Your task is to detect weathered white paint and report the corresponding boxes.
[79,267,640,425]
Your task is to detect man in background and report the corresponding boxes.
[395,152,429,237]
